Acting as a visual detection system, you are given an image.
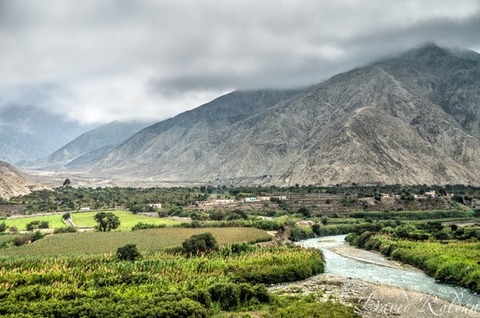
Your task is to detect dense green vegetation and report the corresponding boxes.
[0,241,360,317]
[6,184,480,215]
[346,222,480,293]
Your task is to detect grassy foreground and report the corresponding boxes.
[0,243,358,317]
[0,227,271,257]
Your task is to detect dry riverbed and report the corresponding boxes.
[269,243,480,318]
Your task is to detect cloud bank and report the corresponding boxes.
[0,0,479,123]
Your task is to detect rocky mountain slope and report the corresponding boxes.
[34,121,151,169]
[0,105,91,164]
[92,44,480,186]
[0,161,45,199]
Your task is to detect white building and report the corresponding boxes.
[79,207,91,211]
[148,203,163,209]
[244,197,257,202]
[425,191,436,197]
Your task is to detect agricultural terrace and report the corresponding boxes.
[0,227,272,257]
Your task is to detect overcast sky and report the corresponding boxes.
[1,0,479,124]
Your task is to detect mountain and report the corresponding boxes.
[0,105,91,164]
[0,161,45,199]
[92,44,480,186]
[34,121,151,170]
[91,89,302,176]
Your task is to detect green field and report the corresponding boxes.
[70,210,181,230]
[0,227,272,257]
[1,210,181,231]
[1,214,67,231]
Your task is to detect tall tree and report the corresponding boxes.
[94,212,120,232]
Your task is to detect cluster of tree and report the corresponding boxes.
[9,186,202,213]
[25,220,49,231]
[12,231,45,246]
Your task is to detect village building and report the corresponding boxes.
[425,190,436,197]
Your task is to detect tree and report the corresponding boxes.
[94,212,120,232]
[63,178,71,187]
[298,207,311,218]
[0,222,6,233]
[117,244,141,261]
[182,232,219,256]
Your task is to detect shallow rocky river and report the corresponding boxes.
[270,235,480,318]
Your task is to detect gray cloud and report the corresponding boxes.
[0,0,479,123]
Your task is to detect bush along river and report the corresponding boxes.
[270,235,480,318]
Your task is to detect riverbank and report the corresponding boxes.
[269,274,480,318]
[282,236,480,317]
[331,243,417,271]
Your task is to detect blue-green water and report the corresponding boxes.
[299,235,480,307]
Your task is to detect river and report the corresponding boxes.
[298,235,480,307]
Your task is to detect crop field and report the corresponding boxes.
[70,210,181,230]
[0,244,349,317]
[1,214,67,230]
[0,227,272,257]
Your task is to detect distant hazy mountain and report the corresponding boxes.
[0,161,45,199]
[35,121,151,169]
[92,44,480,185]
[0,105,91,164]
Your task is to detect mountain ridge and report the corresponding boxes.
[63,44,480,185]
[33,120,152,170]
[0,161,46,199]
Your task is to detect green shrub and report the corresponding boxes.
[290,225,315,241]
[116,244,141,261]
[54,227,77,234]
[208,282,270,310]
[131,222,167,231]
[182,232,219,256]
